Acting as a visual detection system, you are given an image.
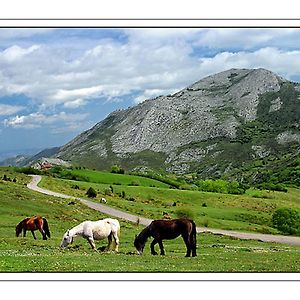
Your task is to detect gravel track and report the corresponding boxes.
[27,175,300,246]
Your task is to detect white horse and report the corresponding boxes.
[60,218,120,252]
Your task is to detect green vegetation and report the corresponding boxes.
[272,208,300,235]
[0,167,300,272]
[111,164,125,174]
[195,179,246,195]
[175,207,195,219]
[38,168,300,236]
[45,167,171,189]
[86,187,97,198]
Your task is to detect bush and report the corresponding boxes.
[196,179,246,194]
[111,165,125,174]
[129,180,140,186]
[14,167,41,175]
[175,207,195,220]
[272,208,300,235]
[86,187,97,198]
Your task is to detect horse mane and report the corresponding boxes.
[136,225,151,246]
[15,219,27,236]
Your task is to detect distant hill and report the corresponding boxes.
[54,68,300,182]
[0,147,60,167]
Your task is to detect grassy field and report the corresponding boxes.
[39,170,300,235]
[0,167,299,273]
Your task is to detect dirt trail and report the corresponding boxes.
[27,175,300,246]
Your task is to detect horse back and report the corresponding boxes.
[150,219,194,239]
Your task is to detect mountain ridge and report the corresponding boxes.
[54,67,300,178]
[4,68,299,183]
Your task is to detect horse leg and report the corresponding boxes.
[112,231,120,252]
[23,229,27,237]
[31,230,37,240]
[105,234,113,251]
[182,234,191,257]
[150,239,158,255]
[158,240,165,255]
[191,236,197,257]
[87,236,98,252]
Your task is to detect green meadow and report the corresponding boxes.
[40,169,300,235]
[0,167,299,273]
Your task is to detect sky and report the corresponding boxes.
[1,27,300,159]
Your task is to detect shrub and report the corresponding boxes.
[196,179,245,194]
[111,165,125,174]
[104,188,112,196]
[272,208,300,235]
[86,187,97,198]
[129,180,140,186]
[175,207,195,220]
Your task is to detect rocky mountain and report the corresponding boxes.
[0,155,29,167]
[55,68,300,179]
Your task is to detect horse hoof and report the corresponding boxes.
[152,252,158,255]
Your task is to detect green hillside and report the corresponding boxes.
[1,167,299,272]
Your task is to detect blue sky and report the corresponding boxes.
[1,28,300,159]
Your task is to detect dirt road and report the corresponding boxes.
[27,175,300,246]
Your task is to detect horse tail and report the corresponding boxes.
[42,218,51,238]
[190,220,197,255]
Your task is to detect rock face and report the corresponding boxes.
[56,68,300,176]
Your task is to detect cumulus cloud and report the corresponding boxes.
[4,111,89,130]
[134,88,180,104]
[198,47,300,80]
[0,104,25,116]
[1,28,300,112]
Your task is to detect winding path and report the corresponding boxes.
[27,175,300,246]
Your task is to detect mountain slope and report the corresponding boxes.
[55,68,300,178]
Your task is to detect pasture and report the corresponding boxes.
[39,170,300,235]
[0,167,299,273]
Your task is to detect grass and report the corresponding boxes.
[0,167,299,273]
[39,172,300,235]
[58,168,171,188]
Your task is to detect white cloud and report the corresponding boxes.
[1,29,300,110]
[134,88,180,104]
[4,111,89,130]
[0,104,25,116]
[198,47,300,80]
[0,45,40,62]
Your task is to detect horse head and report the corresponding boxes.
[134,234,145,255]
[15,222,23,237]
[60,230,73,248]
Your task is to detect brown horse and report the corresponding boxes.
[134,218,197,257]
[16,216,51,240]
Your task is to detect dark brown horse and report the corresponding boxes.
[16,216,51,240]
[134,219,197,257]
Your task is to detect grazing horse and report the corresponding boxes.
[16,216,51,240]
[60,218,120,252]
[134,218,197,257]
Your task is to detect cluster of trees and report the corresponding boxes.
[195,179,246,195]
[272,208,300,235]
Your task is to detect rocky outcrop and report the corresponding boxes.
[55,68,300,175]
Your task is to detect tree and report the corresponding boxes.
[86,187,97,198]
[111,165,125,174]
[272,208,300,235]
